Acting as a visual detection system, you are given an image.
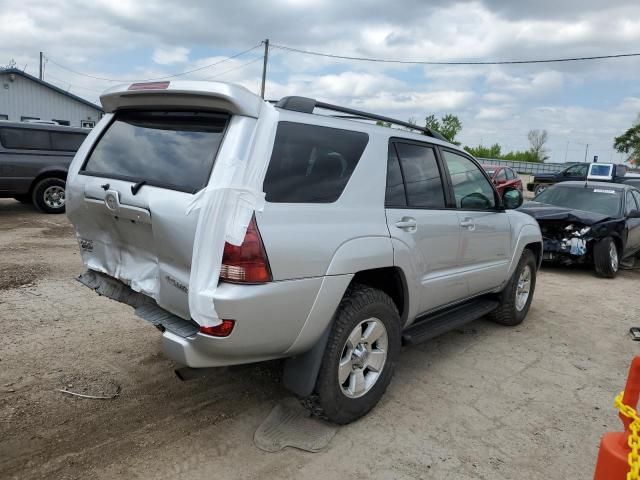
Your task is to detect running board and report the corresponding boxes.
[402,298,499,346]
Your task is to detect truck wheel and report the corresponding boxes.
[302,285,401,424]
[534,184,548,196]
[32,178,66,214]
[490,249,537,326]
[594,237,619,278]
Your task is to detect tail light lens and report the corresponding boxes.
[199,319,235,337]
[220,215,272,283]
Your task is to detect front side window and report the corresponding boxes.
[442,150,496,210]
[263,122,368,203]
[83,111,228,193]
[632,191,640,212]
[495,169,507,182]
[565,164,588,176]
[506,168,516,180]
[394,142,445,208]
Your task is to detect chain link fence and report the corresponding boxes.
[476,158,566,175]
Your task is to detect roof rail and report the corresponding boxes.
[274,96,448,141]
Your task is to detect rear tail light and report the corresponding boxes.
[199,319,235,337]
[220,215,272,283]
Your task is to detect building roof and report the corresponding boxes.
[0,68,103,112]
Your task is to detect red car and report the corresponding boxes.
[482,165,523,197]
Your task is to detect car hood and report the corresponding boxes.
[518,201,614,225]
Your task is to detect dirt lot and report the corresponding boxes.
[1,199,639,480]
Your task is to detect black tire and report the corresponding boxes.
[594,236,619,278]
[13,195,31,204]
[490,249,537,326]
[302,285,401,424]
[32,177,66,214]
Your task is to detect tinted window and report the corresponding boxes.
[0,127,50,149]
[394,143,445,208]
[535,185,622,217]
[51,131,87,151]
[565,164,588,176]
[263,122,368,203]
[442,150,496,210]
[626,191,639,215]
[632,191,640,211]
[385,144,406,207]
[83,111,228,193]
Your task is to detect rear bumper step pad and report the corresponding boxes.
[77,270,199,338]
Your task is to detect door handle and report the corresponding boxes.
[460,218,476,231]
[395,217,417,230]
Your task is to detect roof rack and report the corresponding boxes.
[274,96,448,141]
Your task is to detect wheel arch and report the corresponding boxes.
[29,169,68,194]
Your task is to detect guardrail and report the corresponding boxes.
[476,158,566,175]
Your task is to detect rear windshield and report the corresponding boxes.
[263,122,369,203]
[535,185,623,217]
[82,111,228,193]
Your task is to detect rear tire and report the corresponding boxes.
[594,237,619,278]
[32,178,66,214]
[302,285,401,424]
[490,249,537,326]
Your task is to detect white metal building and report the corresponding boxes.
[0,68,103,128]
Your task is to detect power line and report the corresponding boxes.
[204,56,263,80]
[45,43,262,83]
[270,43,640,65]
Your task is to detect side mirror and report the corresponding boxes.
[502,189,523,209]
[628,210,640,219]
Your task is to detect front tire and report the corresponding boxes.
[32,178,66,214]
[594,237,619,278]
[490,249,537,326]
[303,285,401,424]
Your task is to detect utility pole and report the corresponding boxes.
[260,39,269,99]
[584,144,589,162]
[564,141,569,163]
[39,52,43,80]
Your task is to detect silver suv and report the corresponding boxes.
[66,81,542,424]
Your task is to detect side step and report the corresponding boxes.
[402,298,499,346]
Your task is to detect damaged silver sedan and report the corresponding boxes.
[519,181,640,278]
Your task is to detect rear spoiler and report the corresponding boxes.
[100,80,264,118]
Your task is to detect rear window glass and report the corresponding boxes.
[82,111,228,193]
[263,122,368,203]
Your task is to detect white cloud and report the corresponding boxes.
[152,46,189,65]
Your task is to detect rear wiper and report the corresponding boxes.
[131,180,147,195]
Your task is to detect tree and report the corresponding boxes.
[614,116,640,166]
[464,143,502,159]
[425,114,462,145]
[527,129,549,162]
[375,120,392,128]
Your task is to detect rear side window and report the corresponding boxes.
[394,142,445,208]
[82,111,228,193]
[0,127,50,149]
[385,144,406,207]
[263,122,368,203]
[50,132,86,151]
[0,127,87,151]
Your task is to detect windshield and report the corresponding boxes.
[82,111,228,193]
[534,185,622,217]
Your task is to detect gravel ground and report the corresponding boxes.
[1,198,639,480]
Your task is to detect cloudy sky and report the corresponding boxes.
[2,0,640,162]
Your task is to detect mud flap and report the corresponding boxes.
[282,324,332,397]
